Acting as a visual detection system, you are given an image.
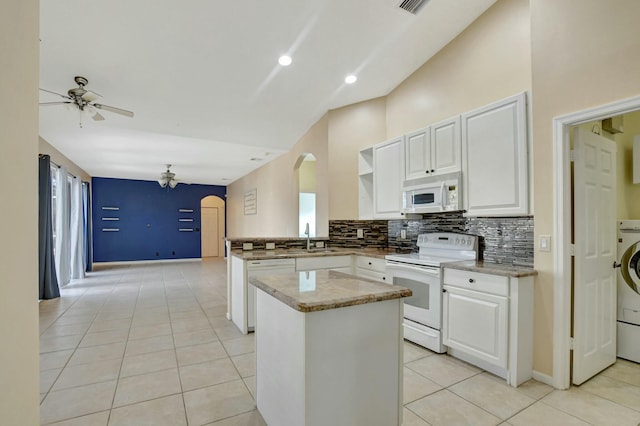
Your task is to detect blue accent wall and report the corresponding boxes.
[92,177,226,262]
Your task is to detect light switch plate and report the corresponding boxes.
[401,229,407,239]
[539,235,551,252]
[357,229,364,239]
[265,242,275,250]
[242,242,253,250]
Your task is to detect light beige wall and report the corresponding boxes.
[531,0,640,376]
[386,0,531,137]
[0,0,40,424]
[299,158,317,193]
[39,137,91,181]
[618,111,640,219]
[227,114,329,237]
[327,97,387,219]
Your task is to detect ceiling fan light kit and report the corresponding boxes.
[39,76,134,126]
[158,164,179,189]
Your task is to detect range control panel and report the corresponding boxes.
[417,233,478,251]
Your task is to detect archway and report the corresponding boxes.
[201,195,225,258]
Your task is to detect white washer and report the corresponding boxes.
[617,220,640,363]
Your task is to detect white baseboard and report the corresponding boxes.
[532,370,554,387]
[92,258,202,269]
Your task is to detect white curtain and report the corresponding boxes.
[55,166,71,286]
[69,176,85,279]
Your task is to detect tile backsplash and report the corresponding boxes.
[330,212,534,267]
[328,220,388,248]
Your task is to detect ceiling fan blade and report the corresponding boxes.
[81,90,101,102]
[93,103,134,118]
[39,88,71,99]
[39,101,73,106]
[92,111,105,121]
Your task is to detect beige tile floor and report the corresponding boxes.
[39,259,640,425]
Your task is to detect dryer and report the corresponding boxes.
[617,220,640,363]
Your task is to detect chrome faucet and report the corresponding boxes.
[305,222,311,250]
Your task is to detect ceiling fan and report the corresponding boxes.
[39,76,134,124]
[158,164,180,189]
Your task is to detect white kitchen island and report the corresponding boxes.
[250,270,411,426]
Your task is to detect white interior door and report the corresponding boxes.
[201,207,219,257]
[572,127,617,385]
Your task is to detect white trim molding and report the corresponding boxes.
[552,94,640,389]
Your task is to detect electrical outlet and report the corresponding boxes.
[315,241,325,248]
[357,229,364,239]
[242,242,253,251]
[539,235,551,252]
[400,229,407,239]
[265,242,275,250]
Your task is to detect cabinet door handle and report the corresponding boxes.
[468,278,475,283]
[425,170,430,174]
[368,262,372,265]
[382,277,386,281]
[431,169,435,173]
[442,288,447,293]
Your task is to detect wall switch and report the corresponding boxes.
[539,235,551,252]
[265,242,275,250]
[400,229,407,239]
[357,229,364,239]
[242,242,253,251]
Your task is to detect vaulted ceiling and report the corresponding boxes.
[39,0,496,185]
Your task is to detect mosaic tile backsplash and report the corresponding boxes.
[331,212,534,267]
[328,220,388,248]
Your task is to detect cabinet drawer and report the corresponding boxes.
[355,256,386,273]
[443,268,509,297]
[296,255,353,272]
[356,268,388,284]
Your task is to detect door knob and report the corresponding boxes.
[613,261,622,269]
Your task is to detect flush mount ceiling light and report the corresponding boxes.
[158,164,179,189]
[345,75,357,84]
[278,55,292,66]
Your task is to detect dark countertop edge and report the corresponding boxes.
[443,260,538,278]
[230,248,395,260]
[251,278,412,313]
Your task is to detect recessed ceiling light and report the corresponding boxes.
[345,75,357,84]
[278,55,292,66]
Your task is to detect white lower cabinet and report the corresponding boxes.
[295,255,353,274]
[354,256,387,284]
[230,256,296,334]
[443,286,508,368]
[442,267,534,387]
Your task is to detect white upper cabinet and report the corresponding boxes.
[404,127,431,181]
[431,116,462,176]
[373,136,404,219]
[404,117,461,182]
[462,93,528,216]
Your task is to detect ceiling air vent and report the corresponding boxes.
[398,0,430,15]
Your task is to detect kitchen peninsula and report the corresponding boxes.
[249,270,411,426]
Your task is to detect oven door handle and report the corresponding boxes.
[440,181,446,211]
[386,263,440,276]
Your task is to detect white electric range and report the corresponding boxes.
[385,232,479,352]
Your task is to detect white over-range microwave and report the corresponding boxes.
[402,171,461,214]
